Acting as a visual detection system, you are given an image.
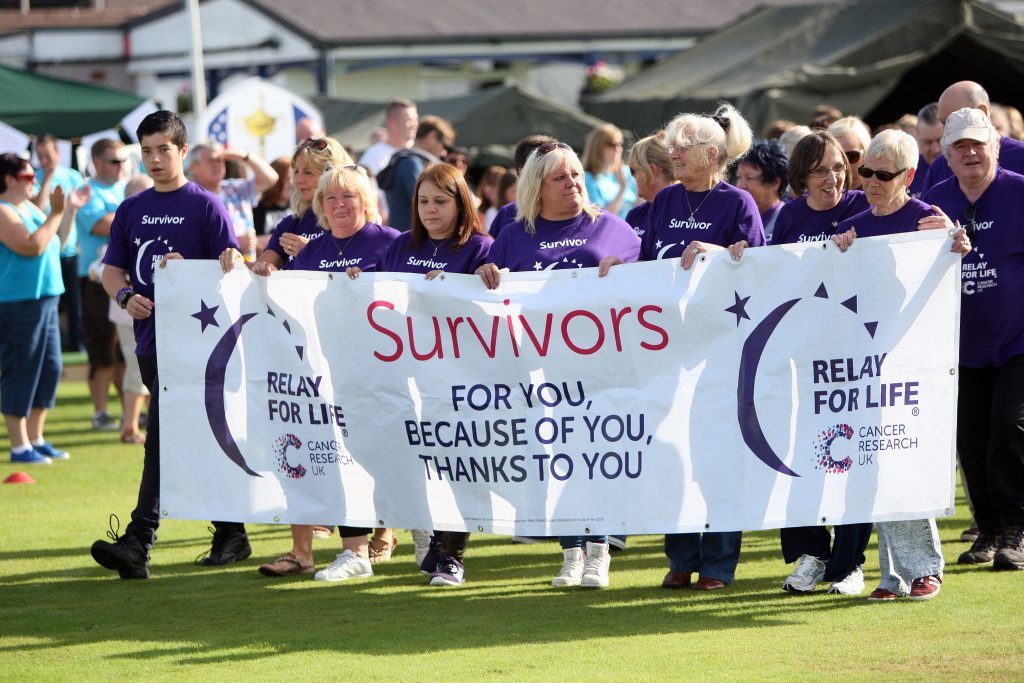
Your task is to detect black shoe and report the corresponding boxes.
[90,514,150,579]
[957,531,999,565]
[197,526,252,566]
[994,524,1024,570]
[960,522,980,543]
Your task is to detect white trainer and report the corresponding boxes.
[551,547,585,587]
[580,542,611,588]
[314,550,373,582]
[411,530,432,566]
[782,554,827,593]
[827,565,865,595]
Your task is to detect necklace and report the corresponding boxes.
[331,228,362,257]
[428,236,447,258]
[684,182,718,221]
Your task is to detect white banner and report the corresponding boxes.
[157,231,960,535]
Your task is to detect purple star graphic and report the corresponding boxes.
[725,291,751,327]
[191,300,220,333]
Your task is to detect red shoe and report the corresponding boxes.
[907,574,942,601]
[693,576,726,590]
[661,570,692,589]
[867,587,898,602]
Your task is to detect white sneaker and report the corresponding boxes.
[580,542,611,588]
[782,554,827,593]
[314,550,373,582]
[551,547,585,587]
[411,529,432,566]
[827,565,865,595]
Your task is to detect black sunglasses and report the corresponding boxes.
[536,142,572,156]
[299,137,329,151]
[845,150,863,164]
[857,166,906,182]
[104,158,126,165]
[963,204,977,237]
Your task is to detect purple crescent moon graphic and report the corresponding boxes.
[737,298,801,477]
[206,312,261,477]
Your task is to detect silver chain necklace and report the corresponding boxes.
[428,236,446,258]
[685,182,719,221]
[331,228,362,257]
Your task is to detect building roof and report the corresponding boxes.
[0,0,174,34]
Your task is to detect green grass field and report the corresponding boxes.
[2,379,1022,681]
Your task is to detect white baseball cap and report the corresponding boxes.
[941,107,995,148]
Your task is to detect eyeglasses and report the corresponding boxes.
[963,204,977,237]
[857,166,906,182]
[536,142,572,156]
[299,137,330,151]
[845,149,863,164]
[808,163,847,179]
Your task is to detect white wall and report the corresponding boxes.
[31,28,122,61]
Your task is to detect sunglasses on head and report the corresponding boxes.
[857,166,906,182]
[341,164,368,176]
[299,137,330,151]
[845,149,863,164]
[536,142,572,156]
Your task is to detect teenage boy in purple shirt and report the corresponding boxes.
[90,111,250,579]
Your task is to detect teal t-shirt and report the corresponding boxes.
[0,200,64,302]
[585,168,638,218]
[34,165,85,258]
[75,178,125,277]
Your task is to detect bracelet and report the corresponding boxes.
[115,287,135,309]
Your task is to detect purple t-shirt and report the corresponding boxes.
[489,201,518,238]
[265,208,324,266]
[835,197,934,238]
[923,168,1024,367]
[909,154,929,199]
[382,231,493,274]
[624,201,651,240]
[289,222,400,273]
[641,182,764,261]
[924,135,1024,190]
[489,210,640,272]
[771,191,869,245]
[103,182,238,356]
[761,202,784,243]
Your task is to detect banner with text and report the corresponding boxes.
[156,231,960,535]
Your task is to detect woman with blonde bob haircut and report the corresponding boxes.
[624,133,676,237]
[477,141,640,589]
[581,123,637,218]
[221,137,353,274]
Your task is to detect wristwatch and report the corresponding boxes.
[115,287,135,309]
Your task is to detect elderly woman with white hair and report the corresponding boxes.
[477,141,640,589]
[923,108,1024,575]
[612,103,763,590]
[831,128,969,601]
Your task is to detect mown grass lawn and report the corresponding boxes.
[1,379,1022,681]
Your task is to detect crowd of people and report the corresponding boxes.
[1,77,1021,600]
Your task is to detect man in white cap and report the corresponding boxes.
[923,107,1024,572]
[923,80,1024,190]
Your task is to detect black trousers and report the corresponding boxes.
[957,356,1024,532]
[780,523,873,581]
[58,254,82,352]
[127,355,245,548]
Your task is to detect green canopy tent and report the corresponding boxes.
[0,64,148,139]
[584,0,1024,138]
[316,85,622,164]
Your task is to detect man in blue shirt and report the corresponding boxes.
[380,116,454,230]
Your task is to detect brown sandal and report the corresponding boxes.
[368,536,397,564]
[258,552,315,577]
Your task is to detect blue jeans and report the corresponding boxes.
[664,531,743,583]
[559,535,608,550]
[0,296,62,416]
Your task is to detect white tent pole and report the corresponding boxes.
[186,0,207,119]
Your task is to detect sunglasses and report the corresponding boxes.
[341,164,368,176]
[299,137,330,151]
[963,204,977,238]
[606,141,624,148]
[16,171,35,181]
[845,149,863,164]
[104,158,127,165]
[536,142,572,156]
[857,166,906,182]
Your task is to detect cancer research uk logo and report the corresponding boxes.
[732,281,922,477]
[190,299,353,479]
